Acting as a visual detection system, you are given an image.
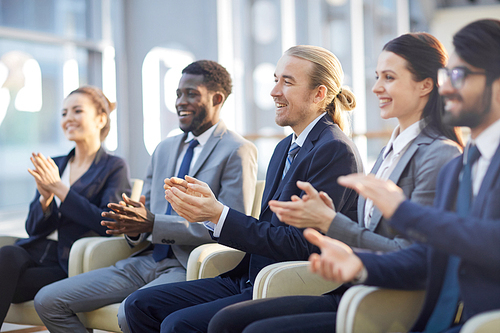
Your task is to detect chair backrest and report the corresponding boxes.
[251,180,265,219]
[130,178,144,201]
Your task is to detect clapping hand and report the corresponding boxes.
[101,193,155,237]
[304,228,364,282]
[164,176,223,224]
[269,181,336,233]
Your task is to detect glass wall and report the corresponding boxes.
[0,0,109,214]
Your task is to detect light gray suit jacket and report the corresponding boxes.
[131,121,258,268]
[327,129,461,252]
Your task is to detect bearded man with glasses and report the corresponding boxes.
[303,19,500,333]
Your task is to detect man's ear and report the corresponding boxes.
[212,92,225,107]
[314,85,327,104]
[419,77,434,97]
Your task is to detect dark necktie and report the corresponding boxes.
[424,144,480,332]
[152,139,199,262]
[282,142,300,179]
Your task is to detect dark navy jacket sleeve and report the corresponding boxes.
[218,120,362,262]
[24,150,130,239]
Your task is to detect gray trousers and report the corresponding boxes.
[34,250,185,333]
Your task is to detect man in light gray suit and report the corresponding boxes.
[34,60,258,333]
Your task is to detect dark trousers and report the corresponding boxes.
[125,275,253,333]
[0,240,66,325]
[208,293,342,333]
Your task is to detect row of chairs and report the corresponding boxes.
[3,179,499,332]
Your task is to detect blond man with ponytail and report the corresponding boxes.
[122,45,363,333]
[285,45,356,135]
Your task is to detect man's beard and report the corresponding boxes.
[442,84,492,129]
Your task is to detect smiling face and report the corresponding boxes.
[175,73,220,136]
[439,52,491,136]
[61,93,106,143]
[372,51,430,131]
[271,55,323,135]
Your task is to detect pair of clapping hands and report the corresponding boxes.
[100,176,221,238]
[28,152,69,212]
[103,174,406,284]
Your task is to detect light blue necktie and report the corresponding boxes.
[424,145,480,332]
[282,142,300,179]
[152,139,199,262]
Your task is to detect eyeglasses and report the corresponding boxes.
[437,66,486,90]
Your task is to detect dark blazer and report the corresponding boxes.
[16,147,130,273]
[358,141,500,330]
[218,114,363,283]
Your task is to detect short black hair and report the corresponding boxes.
[182,60,232,99]
[453,19,500,85]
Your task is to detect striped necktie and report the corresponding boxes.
[153,139,199,262]
[282,142,300,179]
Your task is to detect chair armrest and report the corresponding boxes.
[460,309,500,333]
[336,285,425,333]
[68,237,105,276]
[82,237,150,273]
[252,261,341,299]
[68,236,150,277]
[186,243,245,281]
[0,235,19,247]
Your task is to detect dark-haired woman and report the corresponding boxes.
[0,86,130,326]
[207,33,463,333]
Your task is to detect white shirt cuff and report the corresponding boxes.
[125,234,143,245]
[351,266,368,284]
[213,205,229,237]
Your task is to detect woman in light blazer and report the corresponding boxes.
[208,33,464,333]
[0,86,130,327]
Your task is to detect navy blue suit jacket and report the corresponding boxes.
[218,114,363,284]
[357,142,500,330]
[16,147,130,273]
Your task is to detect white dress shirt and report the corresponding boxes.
[470,117,500,195]
[364,120,423,228]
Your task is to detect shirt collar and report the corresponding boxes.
[185,122,219,147]
[292,112,326,147]
[383,120,423,159]
[468,117,500,162]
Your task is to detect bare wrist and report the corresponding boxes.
[211,202,224,224]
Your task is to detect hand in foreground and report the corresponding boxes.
[269,181,335,233]
[28,152,63,211]
[101,194,155,236]
[164,176,223,224]
[337,174,405,219]
[304,228,363,282]
[164,176,202,197]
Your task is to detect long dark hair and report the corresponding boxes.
[383,33,463,147]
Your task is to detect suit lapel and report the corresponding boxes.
[270,118,327,202]
[368,132,433,231]
[190,121,226,176]
[359,150,384,226]
[471,142,500,216]
[70,147,107,194]
[261,135,291,209]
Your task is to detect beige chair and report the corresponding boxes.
[52,179,265,332]
[186,180,340,300]
[3,178,144,331]
[335,285,425,333]
[460,310,500,333]
[185,180,265,281]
